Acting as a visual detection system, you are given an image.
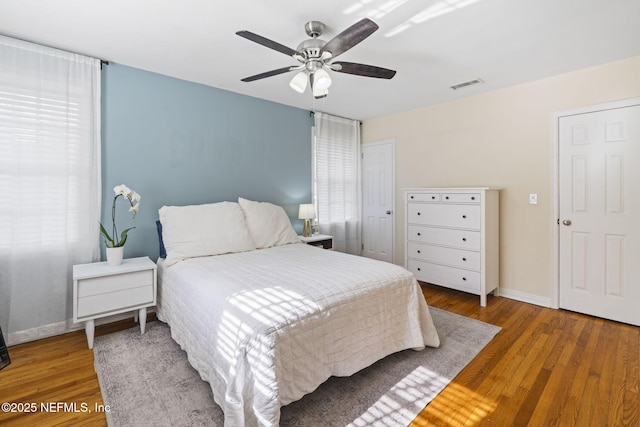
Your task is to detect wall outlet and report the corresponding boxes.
[529,193,538,205]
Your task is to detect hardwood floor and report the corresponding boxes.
[412,284,639,427]
[0,284,637,426]
[0,317,148,427]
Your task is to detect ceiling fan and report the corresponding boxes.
[236,18,396,99]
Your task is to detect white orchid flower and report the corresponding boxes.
[101,184,142,248]
[130,191,141,202]
[113,184,132,197]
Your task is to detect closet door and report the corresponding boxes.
[558,104,640,326]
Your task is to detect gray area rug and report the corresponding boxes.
[94,307,500,426]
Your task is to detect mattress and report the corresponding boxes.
[157,243,440,426]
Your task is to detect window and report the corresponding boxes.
[312,112,361,255]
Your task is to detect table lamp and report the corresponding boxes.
[298,204,315,237]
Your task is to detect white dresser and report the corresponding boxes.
[404,188,499,306]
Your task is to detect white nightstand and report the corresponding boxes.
[299,234,333,250]
[73,256,157,349]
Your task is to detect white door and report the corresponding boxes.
[362,140,394,263]
[558,103,640,326]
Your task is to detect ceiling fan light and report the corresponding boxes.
[314,68,332,90]
[289,71,308,93]
[313,85,328,99]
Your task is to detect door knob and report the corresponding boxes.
[562,219,572,226]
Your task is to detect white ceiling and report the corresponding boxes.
[1,0,639,120]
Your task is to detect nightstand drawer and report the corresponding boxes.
[299,234,333,249]
[77,285,154,319]
[77,270,154,297]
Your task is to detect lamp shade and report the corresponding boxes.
[312,85,328,99]
[314,68,332,90]
[289,71,308,93]
[298,203,315,219]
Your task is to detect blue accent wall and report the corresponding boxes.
[101,64,313,260]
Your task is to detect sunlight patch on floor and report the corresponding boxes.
[411,380,497,426]
[345,365,496,426]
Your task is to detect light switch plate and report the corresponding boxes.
[529,193,538,205]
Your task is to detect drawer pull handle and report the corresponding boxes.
[417,250,421,254]
[445,196,449,200]
[410,195,414,199]
[462,277,467,281]
[462,257,467,261]
[417,212,421,216]
[462,215,467,219]
[417,232,421,236]
[431,196,436,200]
[462,237,467,242]
[417,267,421,271]
[471,196,475,200]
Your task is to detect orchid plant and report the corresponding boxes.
[100,184,141,248]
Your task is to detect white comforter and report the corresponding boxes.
[157,243,440,426]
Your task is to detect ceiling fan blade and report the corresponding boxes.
[236,30,299,57]
[332,61,396,79]
[241,66,296,82]
[320,18,379,59]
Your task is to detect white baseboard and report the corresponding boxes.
[7,310,156,347]
[498,288,551,308]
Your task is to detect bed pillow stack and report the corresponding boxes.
[158,198,300,265]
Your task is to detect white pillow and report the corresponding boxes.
[238,197,300,249]
[159,202,256,266]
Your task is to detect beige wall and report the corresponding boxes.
[362,55,640,301]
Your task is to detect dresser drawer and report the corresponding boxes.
[77,285,154,319]
[407,225,481,250]
[77,270,154,297]
[407,259,481,292]
[407,242,481,271]
[407,192,440,202]
[441,193,481,204]
[407,203,481,229]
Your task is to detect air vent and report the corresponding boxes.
[450,78,485,90]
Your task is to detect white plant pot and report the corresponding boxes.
[106,246,124,266]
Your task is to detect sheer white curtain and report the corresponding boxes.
[313,112,362,255]
[0,36,101,345]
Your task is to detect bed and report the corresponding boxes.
[155,198,440,426]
